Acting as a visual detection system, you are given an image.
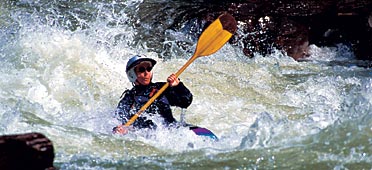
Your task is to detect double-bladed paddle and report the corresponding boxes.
[114,13,237,136]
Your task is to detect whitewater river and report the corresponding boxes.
[1,1,371,169]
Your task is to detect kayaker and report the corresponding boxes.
[113,55,193,134]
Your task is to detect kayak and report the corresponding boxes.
[188,125,218,141]
[113,123,218,141]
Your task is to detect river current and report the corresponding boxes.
[1,0,371,169]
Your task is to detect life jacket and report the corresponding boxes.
[123,83,176,129]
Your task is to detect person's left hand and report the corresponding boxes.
[167,73,179,87]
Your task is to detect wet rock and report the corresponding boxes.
[150,0,372,60]
[0,133,55,170]
[227,0,372,60]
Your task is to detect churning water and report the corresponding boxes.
[1,0,371,169]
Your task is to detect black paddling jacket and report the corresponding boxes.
[115,82,193,129]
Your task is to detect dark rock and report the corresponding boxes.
[0,133,55,170]
[225,0,372,60]
[134,0,371,60]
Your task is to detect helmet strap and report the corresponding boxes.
[135,79,140,85]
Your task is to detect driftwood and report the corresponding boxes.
[0,133,55,170]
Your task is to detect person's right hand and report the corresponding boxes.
[112,125,129,135]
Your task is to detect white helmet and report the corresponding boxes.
[126,55,157,83]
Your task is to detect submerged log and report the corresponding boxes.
[0,133,55,170]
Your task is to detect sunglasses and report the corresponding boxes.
[137,66,153,73]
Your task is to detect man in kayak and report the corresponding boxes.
[113,55,193,134]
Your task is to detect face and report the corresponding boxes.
[134,61,153,85]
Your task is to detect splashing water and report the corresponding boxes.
[1,0,372,169]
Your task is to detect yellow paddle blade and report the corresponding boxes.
[194,13,237,57]
[174,13,237,77]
